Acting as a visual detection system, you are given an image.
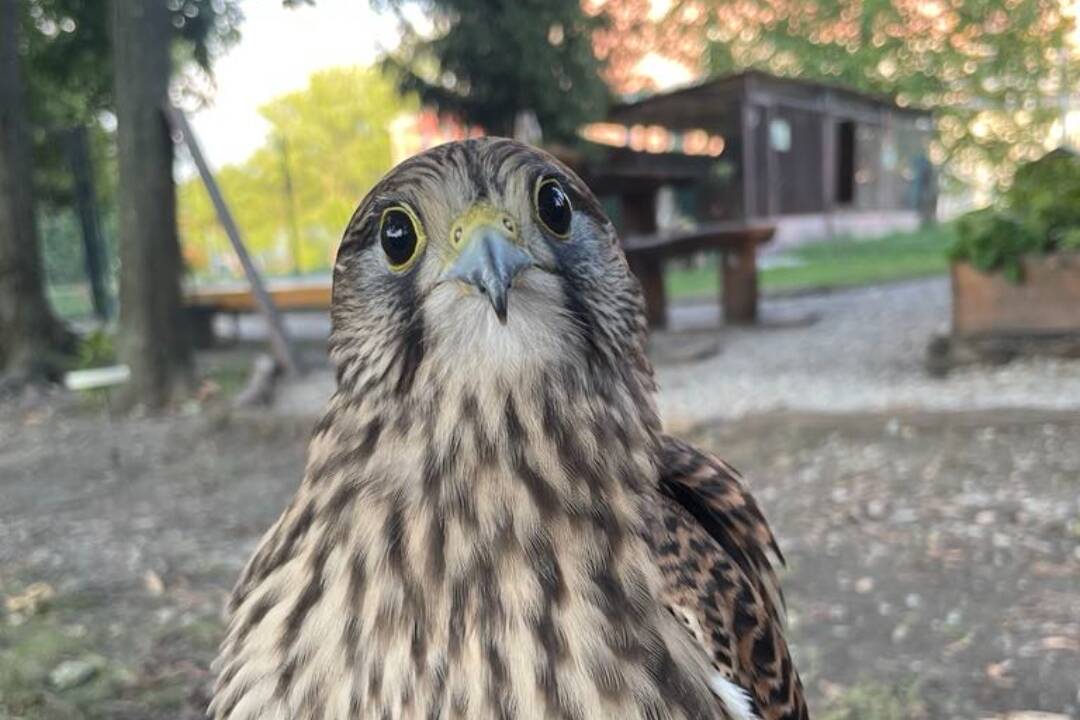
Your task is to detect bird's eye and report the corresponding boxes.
[534,177,573,238]
[379,205,425,270]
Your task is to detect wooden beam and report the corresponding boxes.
[619,191,667,327]
[721,239,759,325]
[821,90,836,239]
[188,280,331,313]
[66,126,112,320]
[763,105,780,217]
[165,106,301,376]
[740,78,757,220]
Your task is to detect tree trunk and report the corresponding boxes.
[0,0,74,383]
[111,0,192,409]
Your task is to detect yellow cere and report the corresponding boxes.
[446,203,521,258]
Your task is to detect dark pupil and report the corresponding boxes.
[381,209,417,266]
[538,181,572,235]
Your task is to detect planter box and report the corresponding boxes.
[951,252,1080,337]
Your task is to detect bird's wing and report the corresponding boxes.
[649,435,809,720]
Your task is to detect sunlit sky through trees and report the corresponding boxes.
[179,0,1080,278]
[186,0,695,169]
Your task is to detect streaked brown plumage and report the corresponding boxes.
[210,138,807,719]
[653,438,808,720]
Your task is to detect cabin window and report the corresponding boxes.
[769,118,791,152]
[835,120,856,205]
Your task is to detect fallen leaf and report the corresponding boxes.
[144,570,165,596]
[985,660,1015,688]
[4,582,55,616]
[817,679,846,702]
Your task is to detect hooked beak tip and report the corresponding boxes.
[446,226,532,324]
[494,299,509,324]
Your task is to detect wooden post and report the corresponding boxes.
[166,106,301,376]
[763,105,780,217]
[721,238,759,325]
[67,126,112,321]
[820,90,836,240]
[740,80,757,220]
[620,190,666,327]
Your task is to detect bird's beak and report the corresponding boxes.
[444,206,533,324]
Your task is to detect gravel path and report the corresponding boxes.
[3,402,1076,718]
[266,277,1080,421]
[697,409,1080,719]
[656,277,1080,424]
[4,279,1078,719]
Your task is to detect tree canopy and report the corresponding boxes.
[18,0,247,208]
[594,0,1078,188]
[178,66,415,278]
[378,0,610,141]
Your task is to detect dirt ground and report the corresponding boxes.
[1,397,1078,719]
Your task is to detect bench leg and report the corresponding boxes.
[721,245,758,325]
[629,255,667,328]
[186,307,217,349]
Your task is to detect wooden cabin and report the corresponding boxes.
[578,70,936,251]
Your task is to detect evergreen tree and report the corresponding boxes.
[380,0,610,141]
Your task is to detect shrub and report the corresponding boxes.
[1007,148,1080,238]
[75,329,116,370]
[950,148,1080,281]
[949,209,1044,282]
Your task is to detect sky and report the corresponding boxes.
[185,0,693,173]
[188,0,399,168]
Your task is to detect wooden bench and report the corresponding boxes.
[184,220,774,337]
[185,277,332,346]
[622,221,775,327]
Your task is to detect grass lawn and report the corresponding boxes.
[48,284,95,319]
[665,223,954,300]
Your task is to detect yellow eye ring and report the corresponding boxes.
[534,176,573,239]
[378,203,427,272]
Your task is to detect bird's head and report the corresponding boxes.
[330,138,651,397]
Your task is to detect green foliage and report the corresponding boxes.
[1006,148,1080,240]
[178,66,416,277]
[949,209,1042,282]
[20,0,247,207]
[1058,226,1080,251]
[22,0,245,117]
[378,0,610,141]
[818,679,926,720]
[39,208,85,285]
[660,0,1077,189]
[666,224,953,298]
[75,329,116,370]
[950,149,1080,281]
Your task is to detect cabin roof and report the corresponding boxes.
[610,69,931,124]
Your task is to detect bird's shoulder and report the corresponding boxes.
[648,434,809,720]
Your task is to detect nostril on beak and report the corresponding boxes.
[445,224,533,325]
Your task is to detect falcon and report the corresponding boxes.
[211,138,809,720]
